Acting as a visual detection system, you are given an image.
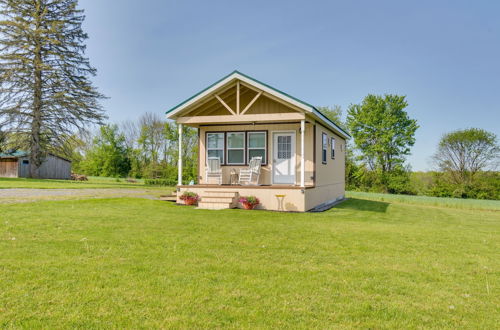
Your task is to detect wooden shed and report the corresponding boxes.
[0,151,71,179]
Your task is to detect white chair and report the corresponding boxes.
[206,157,222,185]
[239,156,262,185]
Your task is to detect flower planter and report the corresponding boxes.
[240,196,260,210]
[242,202,256,210]
[183,198,198,206]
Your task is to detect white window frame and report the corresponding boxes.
[247,131,267,165]
[322,132,328,164]
[331,137,335,159]
[226,131,246,165]
[206,132,225,165]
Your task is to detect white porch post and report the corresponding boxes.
[178,123,183,186]
[300,119,305,188]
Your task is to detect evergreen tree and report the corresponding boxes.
[0,0,106,177]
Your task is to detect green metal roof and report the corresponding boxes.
[0,150,28,158]
[165,70,350,138]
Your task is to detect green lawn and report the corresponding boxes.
[0,176,163,189]
[347,191,500,211]
[1,197,499,328]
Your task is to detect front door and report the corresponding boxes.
[272,132,296,184]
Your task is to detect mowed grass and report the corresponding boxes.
[348,191,500,211]
[1,197,499,328]
[0,176,165,190]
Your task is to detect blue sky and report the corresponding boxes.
[79,0,499,171]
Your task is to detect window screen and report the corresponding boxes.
[331,137,335,159]
[226,132,245,165]
[247,131,266,164]
[207,132,224,164]
[322,133,328,164]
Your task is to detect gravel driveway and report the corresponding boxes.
[0,188,160,204]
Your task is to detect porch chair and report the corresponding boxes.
[206,157,222,185]
[239,156,262,185]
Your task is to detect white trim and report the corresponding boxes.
[178,124,183,185]
[247,131,267,165]
[206,132,225,165]
[321,132,328,164]
[167,72,313,118]
[272,130,296,185]
[167,75,237,119]
[312,108,350,139]
[226,132,246,165]
[166,71,350,139]
[300,120,305,188]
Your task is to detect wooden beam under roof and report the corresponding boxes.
[215,95,236,115]
[239,81,305,113]
[240,91,262,115]
[177,112,306,124]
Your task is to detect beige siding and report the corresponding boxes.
[175,77,347,212]
[199,122,314,186]
[307,122,346,209]
[186,91,296,117]
[178,186,306,212]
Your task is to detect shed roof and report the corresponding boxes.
[165,70,350,139]
[0,151,71,162]
[0,151,28,158]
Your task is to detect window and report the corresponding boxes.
[247,131,267,164]
[331,137,335,159]
[226,132,245,165]
[207,132,224,164]
[22,160,29,165]
[322,133,328,164]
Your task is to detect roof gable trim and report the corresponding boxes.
[165,70,350,139]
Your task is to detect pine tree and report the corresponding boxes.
[0,0,106,177]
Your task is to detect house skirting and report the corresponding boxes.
[177,184,344,212]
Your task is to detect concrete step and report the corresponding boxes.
[203,191,239,197]
[197,201,235,210]
[201,196,236,203]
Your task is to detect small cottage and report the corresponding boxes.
[0,151,71,179]
[166,71,350,212]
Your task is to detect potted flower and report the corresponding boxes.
[179,191,200,206]
[239,196,260,210]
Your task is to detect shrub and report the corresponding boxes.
[239,196,260,206]
[144,178,177,186]
[179,191,200,205]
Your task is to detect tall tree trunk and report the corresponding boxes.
[30,2,42,178]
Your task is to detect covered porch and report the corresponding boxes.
[172,75,314,210]
[166,71,349,211]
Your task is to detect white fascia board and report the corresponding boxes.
[166,74,238,119]
[312,108,350,139]
[233,73,313,113]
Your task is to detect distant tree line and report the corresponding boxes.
[320,96,499,200]
[68,112,198,185]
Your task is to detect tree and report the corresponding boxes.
[347,94,418,173]
[432,128,499,184]
[0,0,106,178]
[317,105,347,130]
[82,125,131,177]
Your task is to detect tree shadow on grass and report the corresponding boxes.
[334,198,390,213]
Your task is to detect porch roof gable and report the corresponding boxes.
[165,70,350,139]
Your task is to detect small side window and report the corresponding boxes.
[22,160,29,165]
[322,133,328,164]
[331,137,335,159]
